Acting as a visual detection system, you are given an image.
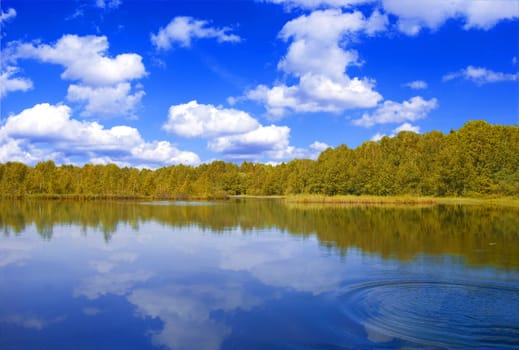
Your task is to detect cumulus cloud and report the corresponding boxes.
[10,34,147,117]
[67,83,145,117]
[163,100,260,137]
[393,122,421,133]
[245,10,385,117]
[381,0,519,35]
[13,35,145,86]
[0,103,141,150]
[95,0,122,9]
[265,0,374,9]
[0,66,33,97]
[266,140,330,161]
[443,65,519,85]
[371,122,421,141]
[370,132,385,142]
[353,96,438,127]
[163,101,322,161]
[151,16,241,50]
[247,74,381,117]
[208,125,290,158]
[267,0,518,34]
[0,7,16,23]
[0,103,200,167]
[404,80,428,90]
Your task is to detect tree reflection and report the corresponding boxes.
[0,200,517,268]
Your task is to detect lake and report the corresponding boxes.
[0,199,518,349]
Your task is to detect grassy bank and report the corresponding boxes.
[285,194,519,208]
[2,193,518,208]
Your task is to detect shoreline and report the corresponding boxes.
[2,194,518,207]
[284,195,519,208]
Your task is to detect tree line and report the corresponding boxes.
[1,120,518,199]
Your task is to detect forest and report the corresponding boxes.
[1,120,518,199]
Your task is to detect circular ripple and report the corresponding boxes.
[341,280,519,348]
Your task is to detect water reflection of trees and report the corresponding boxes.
[1,200,518,268]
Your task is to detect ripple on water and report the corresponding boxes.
[340,280,519,349]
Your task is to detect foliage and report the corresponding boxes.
[0,120,518,199]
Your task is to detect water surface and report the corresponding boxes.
[1,200,518,349]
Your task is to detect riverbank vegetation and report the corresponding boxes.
[1,120,518,199]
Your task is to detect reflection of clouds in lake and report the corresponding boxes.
[128,280,262,350]
[91,260,116,273]
[0,314,66,330]
[74,269,153,299]
[82,307,101,316]
[90,251,139,273]
[153,227,351,294]
[247,257,346,294]
[0,238,35,267]
[76,248,147,299]
[110,251,138,262]
[365,325,394,343]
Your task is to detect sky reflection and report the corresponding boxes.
[0,201,518,349]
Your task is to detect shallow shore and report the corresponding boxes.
[284,195,519,208]
[2,193,518,208]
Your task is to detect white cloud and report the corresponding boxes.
[95,0,122,9]
[370,122,421,141]
[14,34,146,86]
[353,96,438,127]
[245,10,385,117]
[404,80,428,90]
[163,101,322,162]
[206,122,326,161]
[443,65,519,85]
[370,132,385,141]
[67,83,145,117]
[163,100,260,138]
[0,138,56,164]
[151,16,241,50]
[267,0,518,33]
[310,141,330,152]
[266,140,330,160]
[264,0,374,9]
[381,0,519,35]
[0,104,141,150]
[208,125,290,158]
[247,74,381,117]
[131,141,201,166]
[278,9,387,77]
[10,34,147,117]
[0,8,16,23]
[0,66,33,97]
[0,103,200,167]
[393,122,420,133]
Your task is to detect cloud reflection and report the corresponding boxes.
[74,269,153,300]
[128,279,263,350]
[0,314,66,330]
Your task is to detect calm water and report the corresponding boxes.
[0,200,518,349]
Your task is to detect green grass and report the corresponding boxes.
[285,194,519,208]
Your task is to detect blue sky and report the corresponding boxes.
[1,0,518,168]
